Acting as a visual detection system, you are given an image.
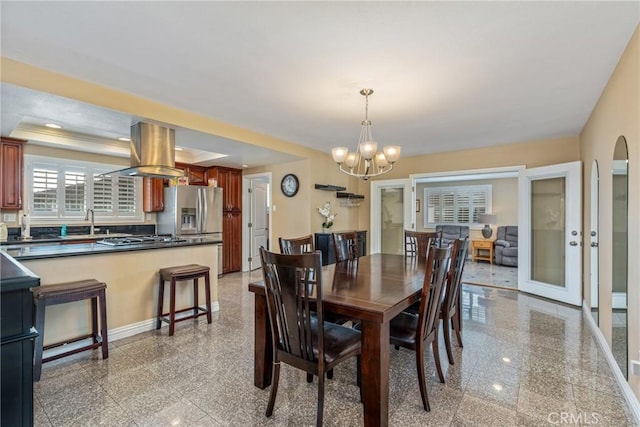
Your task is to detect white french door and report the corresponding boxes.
[518,161,582,306]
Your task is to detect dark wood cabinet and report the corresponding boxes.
[314,231,367,266]
[175,162,207,186]
[0,137,26,210]
[213,167,242,211]
[142,177,165,212]
[1,252,40,427]
[223,212,242,272]
[209,166,243,273]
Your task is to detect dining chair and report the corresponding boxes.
[404,230,441,259]
[332,231,359,262]
[388,245,452,412]
[279,234,314,255]
[441,237,469,365]
[259,248,361,425]
[278,234,352,380]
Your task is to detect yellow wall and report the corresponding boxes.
[580,25,639,398]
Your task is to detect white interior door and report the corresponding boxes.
[250,180,268,270]
[518,161,582,306]
[370,179,412,254]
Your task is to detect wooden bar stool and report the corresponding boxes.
[32,279,108,381]
[157,264,212,336]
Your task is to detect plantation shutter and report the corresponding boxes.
[93,174,114,213]
[117,176,136,214]
[64,171,86,215]
[32,167,58,215]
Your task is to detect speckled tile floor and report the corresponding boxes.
[462,261,518,289]
[33,270,637,426]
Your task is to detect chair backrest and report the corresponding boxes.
[404,230,441,259]
[279,234,314,254]
[443,237,469,316]
[259,247,324,366]
[332,231,359,262]
[416,246,452,340]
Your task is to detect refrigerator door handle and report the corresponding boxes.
[201,189,208,233]
[196,188,202,234]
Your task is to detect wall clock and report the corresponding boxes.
[281,173,299,197]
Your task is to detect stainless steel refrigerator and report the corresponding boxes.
[157,186,223,272]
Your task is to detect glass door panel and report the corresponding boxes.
[518,161,582,306]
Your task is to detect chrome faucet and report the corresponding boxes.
[85,209,95,235]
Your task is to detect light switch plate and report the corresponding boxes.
[3,213,17,222]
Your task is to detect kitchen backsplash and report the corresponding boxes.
[3,224,156,242]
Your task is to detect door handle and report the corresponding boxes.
[569,241,578,246]
[590,242,599,247]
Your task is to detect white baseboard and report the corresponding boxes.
[582,301,640,423]
[42,302,220,359]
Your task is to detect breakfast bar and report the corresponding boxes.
[2,237,220,347]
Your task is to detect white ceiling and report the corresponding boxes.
[1,2,638,168]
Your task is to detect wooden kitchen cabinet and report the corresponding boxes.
[208,166,243,273]
[175,162,207,186]
[223,212,242,273]
[213,167,242,211]
[0,137,26,210]
[143,177,165,212]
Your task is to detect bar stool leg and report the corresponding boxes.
[91,296,99,344]
[156,276,165,330]
[33,300,46,382]
[205,272,212,324]
[193,278,199,319]
[99,288,109,359]
[169,278,177,336]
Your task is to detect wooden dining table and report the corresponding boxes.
[248,253,427,427]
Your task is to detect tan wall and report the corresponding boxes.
[245,155,363,252]
[580,25,639,398]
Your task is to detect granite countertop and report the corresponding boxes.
[2,236,222,261]
[0,251,40,292]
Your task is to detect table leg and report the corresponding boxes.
[360,319,390,427]
[253,293,272,389]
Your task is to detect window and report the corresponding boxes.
[25,155,143,223]
[423,184,491,228]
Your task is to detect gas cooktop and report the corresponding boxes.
[96,235,186,246]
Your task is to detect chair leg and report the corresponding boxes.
[443,314,455,365]
[394,345,400,350]
[316,370,325,427]
[266,362,281,417]
[432,329,445,384]
[357,356,362,403]
[169,279,177,336]
[307,373,313,383]
[33,300,46,382]
[156,277,165,330]
[204,272,212,324]
[90,296,99,343]
[453,312,463,347]
[98,289,109,360]
[327,369,333,379]
[193,278,199,318]
[415,342,430,412]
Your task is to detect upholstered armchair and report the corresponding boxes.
[435,225,470,247]
[494,226,518,267]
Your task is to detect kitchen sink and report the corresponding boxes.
[59,233,133,239]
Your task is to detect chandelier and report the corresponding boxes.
[331,88,401,181]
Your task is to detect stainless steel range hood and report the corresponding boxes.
[114,122,185,178]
